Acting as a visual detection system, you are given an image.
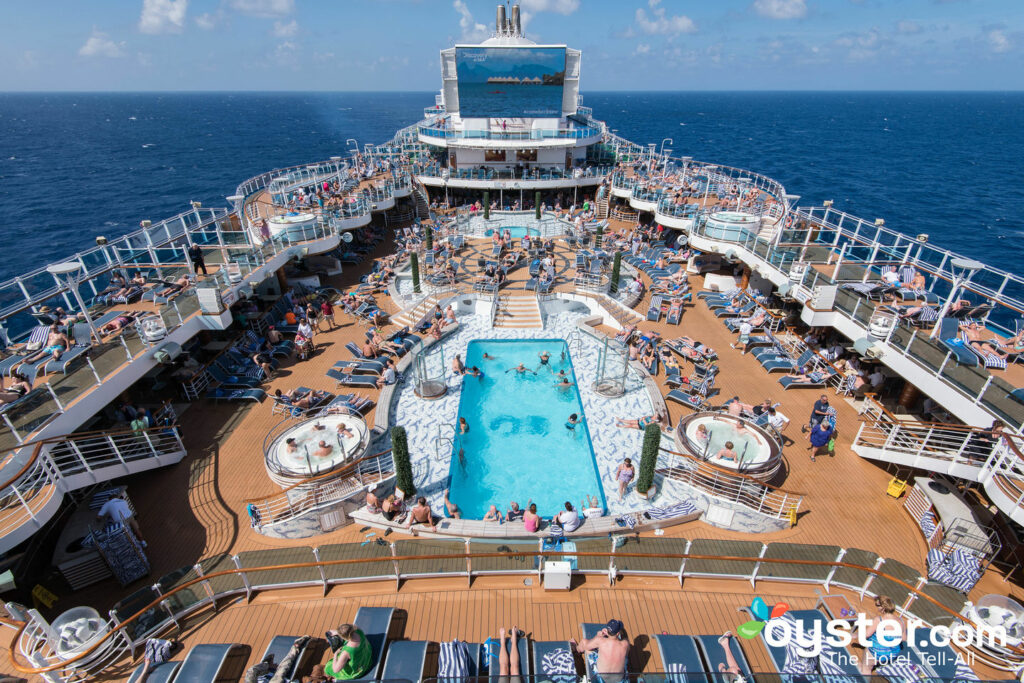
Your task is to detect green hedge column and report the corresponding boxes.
[392,426,416,497]
[636,422,661,495]
[483,191,490,220]
[595,224,604,250]
[410,252,421,294]
[610,250,622,293]
[535,191,542,219]
[424,225,433,251]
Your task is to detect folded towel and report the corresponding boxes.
[438,639,469,679]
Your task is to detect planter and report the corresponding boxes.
[637,485,657,501]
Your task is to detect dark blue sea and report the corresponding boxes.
[0,92,1022,282]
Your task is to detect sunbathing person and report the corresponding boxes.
[495,628,523,683]
[961,322,1008,358]
[99,313,139,335]
[783,365,825,383]
[0,373,32,404]
[404,496,437,532]
[325,623,373,681]
[615,412,664,430]
[996,329,1024,354]
[24,324,69,363]
[370,329,403,355]
[571,619,630,683]
[155,275,190,298]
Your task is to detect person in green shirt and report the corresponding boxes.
[326,623,372,680]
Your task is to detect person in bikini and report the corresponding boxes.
[0,373,32,404]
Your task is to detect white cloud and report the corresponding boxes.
[228,0,294,18]
[752,0,807,20]
[634,6,696,35]
[272,19,298,38]
[634,43,651,56]
[988,29,1011,53]
[453,0,489,42]
[78,30,126,58]
[138,0,188,34]
[195,12,219,30]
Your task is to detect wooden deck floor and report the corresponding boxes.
[32,224,1020,682]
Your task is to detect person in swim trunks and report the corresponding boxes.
[25,324,69,363]
[537,350,551,372]
[571,619,630,683]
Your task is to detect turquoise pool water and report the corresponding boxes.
[484,226,538,239]
[447,339,605,519]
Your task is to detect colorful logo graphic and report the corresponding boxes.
[737,596,789,639]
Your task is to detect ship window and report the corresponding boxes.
[516,149,537,162]
[485,150,507,162]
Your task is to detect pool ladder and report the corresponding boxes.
[434,423,458,462]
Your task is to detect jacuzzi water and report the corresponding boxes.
[484,226,538,239]
[447,339,605,519]
[688,416,769,468]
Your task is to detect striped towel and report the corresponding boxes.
[542,648,576,681]
[961,332,1007,369]
[666,663,687,683]
[89,488,123,510]
[616,514,637,530]
[645,501,698,521]
[954,655,981,681]
[918,511,938,539]
[438,639,469,680]
[927,548,981,593]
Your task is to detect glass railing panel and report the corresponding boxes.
[851,300,874,326]
[939,360,991,399]
[835,263,869,282]
[48,361,101,407]
[833,288,858,315]
[4,388,60,438]
[907,335,950,372]
[981,377,1024,429]
[122,332,147,360]
[888,325,914,353]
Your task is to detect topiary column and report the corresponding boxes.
[483,191,490,220]
[410,252,421,294]
[610,250,622,294]
[636,422,661,496]
[535,191,542,219]
[392,426,416,498]
[595,224,604,250]
[424,225,433,252]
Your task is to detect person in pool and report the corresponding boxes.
[716,441,738,463]
[443,489,461,519]
[555,376,574,390]
[506,363,536,375]
[467,366,484,378]
[537,350,551,372]
[458,417,469,434]
[566,413,581,432]
[336,422,354,439]
[483,505,504,523]
[482,352,496,360]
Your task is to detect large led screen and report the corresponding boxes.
[455,47,566,118]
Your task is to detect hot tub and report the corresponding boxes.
[265,413,368,486]
[676,412,782,480]
[268,213,318,242]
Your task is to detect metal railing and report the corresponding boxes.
[418,124,600,141]
[7,538,1016,680]
[656,447,801,520]
[0,426,185,551]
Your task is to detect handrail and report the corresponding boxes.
[657,446,806,496]
[10,547,1021,676]
[243,448,393,504]
[0,423,180,493]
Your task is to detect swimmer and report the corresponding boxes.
[285,437,298,453]
[566,413,581,437]
[482,352,496,360]
[336,422,354,439]
[459,417,469,434]
[506,363,536,375]
[467,366,485,378]
[313,440,333,458]
[537,350,551,372]
[443,488,461,519]
[555,377,574,390]
[716,441,738,463]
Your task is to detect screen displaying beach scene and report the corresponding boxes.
[455,47,566,118]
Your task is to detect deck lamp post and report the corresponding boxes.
[929,257,985,339]
[47,261,101,345]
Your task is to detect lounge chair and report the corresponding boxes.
[126,660,180,683]
[695,634,754,683]
[666,298,683,325]
[531,639,575,681]
[581,623,627,680]
[936,318,979,367]
[961,331,1008,370]
[779,368,835,390]
[646,295,663,322]
[332,359,386,374]
[906,627,980,681]
[334,374,382,389]
[761,349,815,374]
[666,384,711,412]
[207,364,264,389]
[174,643,243,683]
[259,635,314,682]
[714,302,755,318]
[380,640,428,683]
[752,609,865,682]
[486,633,530,681]
[205,387,266,402]
[651,634,708,682]
[327,606,394,682]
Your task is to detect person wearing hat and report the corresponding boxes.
[570,619,629,683]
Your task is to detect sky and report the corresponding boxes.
[1,0,1023,91]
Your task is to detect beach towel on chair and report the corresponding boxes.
[438,639,470,679]
[666,663,687,683]
[645,501,697,520]
[542,648,576,682]
[875,656,924,681]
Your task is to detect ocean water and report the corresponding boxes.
[446,339,604,519]
[0,92,1021,282]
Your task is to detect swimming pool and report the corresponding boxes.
[447,339,606,519]
[484,226,538,239]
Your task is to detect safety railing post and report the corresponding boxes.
[824,548,847,591]
[3,413,24,445]
[750,544,768,588]
[860,557,886,599]
[106,436,127,466]
[311,547,328,596]
[193,563,218,610]
[230,555,252,602]
[44,383,63,412]
[86,357,103,385]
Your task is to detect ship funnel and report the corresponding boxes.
[496,4,506,34]
[511,5,521,36]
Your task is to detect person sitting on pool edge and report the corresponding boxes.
[451,353,466,376]
[555,501,582,532]
[405,497,437,533]
[507,500,527,522]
